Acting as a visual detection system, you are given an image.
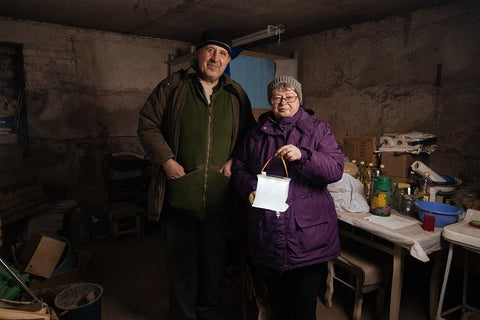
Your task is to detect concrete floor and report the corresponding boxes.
[71,221,477,320]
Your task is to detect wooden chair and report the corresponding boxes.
[107,201,144,238]
[325,247,390,320]
[102,152,150,239]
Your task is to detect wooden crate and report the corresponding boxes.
[0,181,49,226]
[343,136,378,164]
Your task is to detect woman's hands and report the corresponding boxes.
[247,145,300,206]
[248,191,256,205]
[275,144,302,162]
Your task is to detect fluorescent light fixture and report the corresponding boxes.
[232,24,286,47]
[167,25,286,68]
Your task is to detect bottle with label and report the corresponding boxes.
[414,171,430,201]
[370,164,383,203]
[358,161,366,185]
[428,173,437,202]
[364,162,374,201]
[407,170,418,195]
[379,164,385,176]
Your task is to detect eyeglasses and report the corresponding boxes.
[271,95,298,104]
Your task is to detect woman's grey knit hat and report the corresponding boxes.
[267,76,303,104]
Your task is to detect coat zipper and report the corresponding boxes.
[203,96,213,209]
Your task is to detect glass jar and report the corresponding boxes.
[401,194,421,217]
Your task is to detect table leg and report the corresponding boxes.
[429,250,445,320]
[390,245,404,320]
[436,243,454,320]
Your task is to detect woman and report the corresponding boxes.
[231,76,344,320]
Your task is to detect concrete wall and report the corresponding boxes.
[0,18,189,205]
[0,0,479,208]
[256,0,480,182]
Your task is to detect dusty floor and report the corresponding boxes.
[61,220,479,320]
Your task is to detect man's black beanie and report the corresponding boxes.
[197,29,232,56]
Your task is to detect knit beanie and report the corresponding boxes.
[267,76,303,104]
[196,29,232,56]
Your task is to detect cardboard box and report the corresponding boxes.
[381,152,429,178]
[343,136,377,164]
[19,233,66,278]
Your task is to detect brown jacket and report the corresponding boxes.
[137,67,254,220]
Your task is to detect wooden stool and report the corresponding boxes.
[107,201,144,238]
[325,248,389,320]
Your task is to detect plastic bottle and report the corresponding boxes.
[351,159,358,179]
[369,164,382,205]
[407,170,418,195]
[379,164,385,176]
[364,162,374,201]
[358,161,366,185]
[428,173,437,202]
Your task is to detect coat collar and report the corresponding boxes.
[257,107,316,135]
[184,66,235,88]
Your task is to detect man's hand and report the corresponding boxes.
[162,158,186,179]
[219,158,233,177]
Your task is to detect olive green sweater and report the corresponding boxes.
[167,80,234,220]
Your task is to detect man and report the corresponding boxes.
[137,29,255,320]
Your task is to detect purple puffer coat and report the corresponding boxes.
[231,107,344,272]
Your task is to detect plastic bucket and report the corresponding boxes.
[54,283,103,320]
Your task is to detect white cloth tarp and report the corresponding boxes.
[337,210,443,262]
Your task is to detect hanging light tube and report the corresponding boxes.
[167,24,286,69]
[232,24,286,47]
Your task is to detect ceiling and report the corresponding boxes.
[1,0,458,47]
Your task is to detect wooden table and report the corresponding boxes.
[336,210,444,320]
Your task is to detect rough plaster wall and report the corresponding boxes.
[256,0,480,181]
[0,19,188,205]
